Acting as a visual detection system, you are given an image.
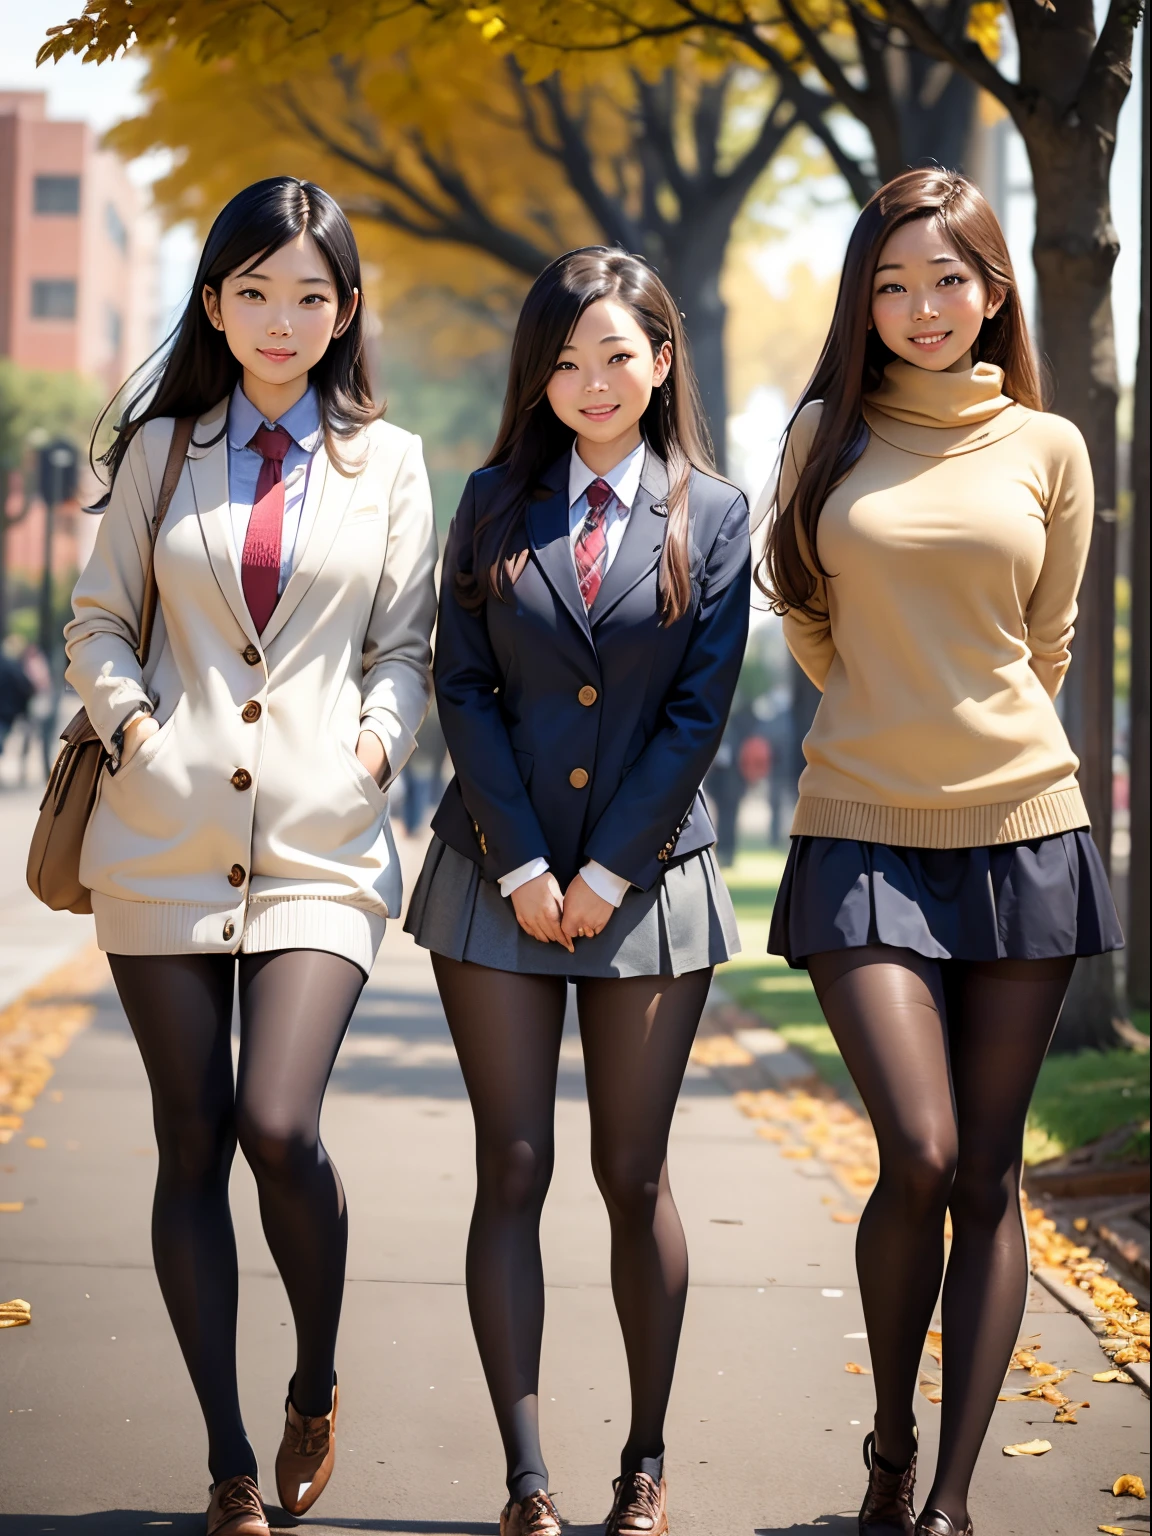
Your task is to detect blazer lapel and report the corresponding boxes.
[258,440,356,648]
[589,448,671,627]
[187,399,260,646]
[527,456,596,651]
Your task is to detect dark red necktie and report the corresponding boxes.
[241,423,292,634]
[575,477,613,609]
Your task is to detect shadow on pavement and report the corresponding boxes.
[754,1517,857,1535]
[0,1518,506,1535]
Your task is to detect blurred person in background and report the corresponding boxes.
[704,706,752,866]
[0,634,35,763]
[758,169,1122,1536]
[19,640,56,780]
[62,178,436,1536]
[400,699,447,836]
[406,248,749,1536]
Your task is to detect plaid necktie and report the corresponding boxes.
[574,477,614,609]
[241,423,292,633]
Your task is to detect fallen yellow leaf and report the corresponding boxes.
[1003,1439,1052,1456]
[1098,1526,1126,1534]
[1029,1360,1059,1377]
[0,1202,24,1213]
[690,1035,754,1067]
[1053,1406,1078,1423]
[831,1211,860,1224]
[780,1146,813,1160]
[1112,1475,1146,1498]
[25,1136,46,1149]
[0,1298,31,1328]
[1112,1345,1149,1365]
[1093,1370,1134,1383]
[845,1362,871,1374]
[0,1115,22,1129]
[918,1374,942,1404]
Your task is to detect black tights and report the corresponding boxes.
[806,946,1074,1528]
[432,957,711,1504]
[109,948,365,1484]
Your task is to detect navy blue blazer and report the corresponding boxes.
[430,447,751,892]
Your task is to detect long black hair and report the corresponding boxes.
[92,177,376,500]
[457,247,716,625]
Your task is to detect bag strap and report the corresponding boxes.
[137,416,196,667]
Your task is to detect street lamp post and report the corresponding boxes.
[36,440,79,678]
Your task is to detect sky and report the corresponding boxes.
[2,2,1145,386]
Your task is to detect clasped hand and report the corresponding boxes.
[510,871,615,951]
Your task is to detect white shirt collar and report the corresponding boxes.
[568,439,646,512]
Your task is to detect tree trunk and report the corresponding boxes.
[1025,132,1122,1048]
[889,52,979,175]
[664,245,730,473]
[1128,15,1150,1012]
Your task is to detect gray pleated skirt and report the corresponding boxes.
[404,836,740,978]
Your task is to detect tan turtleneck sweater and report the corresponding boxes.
[771,359,1092,848]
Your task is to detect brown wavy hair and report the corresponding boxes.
[455,246,716,624]
[757,168,1042,616]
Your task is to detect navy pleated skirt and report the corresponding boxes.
[767,829,1123,969]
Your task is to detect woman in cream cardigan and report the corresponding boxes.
[64,178,436,1536]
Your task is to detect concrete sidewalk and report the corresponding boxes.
[0,826,1148,1534]
[0,786,94,1012]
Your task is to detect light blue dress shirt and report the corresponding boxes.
[227,384,322,595]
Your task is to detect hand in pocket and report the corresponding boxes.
[121,714,160,767]
[355,728,389,786]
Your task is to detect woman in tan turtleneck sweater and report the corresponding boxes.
[758,170,1121,1536]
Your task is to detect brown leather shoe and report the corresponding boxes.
[205,1475,268,1536]
[274,1379,338,1516]
[915,1513,971,1536]
[860,1433,916,1534]
[499,1489,563,1535]
[605,1471,669,1535]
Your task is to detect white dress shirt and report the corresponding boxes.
[498,440,647,910]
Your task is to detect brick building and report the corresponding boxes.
[0,89,160,591]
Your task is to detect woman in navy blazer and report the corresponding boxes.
[406,248,750,1536]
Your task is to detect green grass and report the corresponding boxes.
[716,848,1150,1162]
[717,851,855,1094]
[1022,1052,1149,1164]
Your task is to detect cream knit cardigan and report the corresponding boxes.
[64,399,438,971]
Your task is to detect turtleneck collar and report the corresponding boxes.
[864,356,1028,457]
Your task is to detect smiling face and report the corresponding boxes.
[544,297,672,470]
[202,229,358,416]
[870,216,1003,371]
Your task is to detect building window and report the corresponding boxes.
[105,201,128,254]
[107,306,123,353]
[34,175,81,215]
[31,279,78,320]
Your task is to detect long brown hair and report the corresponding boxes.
[455,247,716,624]
[758,168,1042,616]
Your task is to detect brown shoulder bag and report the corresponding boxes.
[26,416,196,913]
